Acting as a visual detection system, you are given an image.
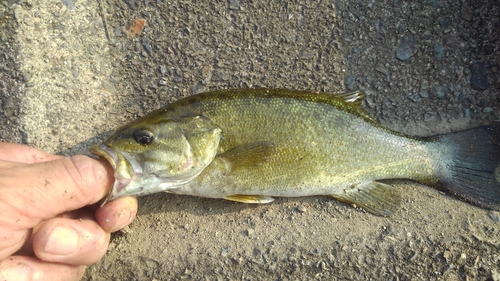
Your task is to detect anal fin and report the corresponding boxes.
[330,181,401,216]
[223,194,275,204]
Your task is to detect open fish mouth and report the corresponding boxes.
[90,144,142,204]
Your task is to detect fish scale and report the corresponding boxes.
[179,90,435,193]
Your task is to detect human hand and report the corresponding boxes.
[0,143,138,281]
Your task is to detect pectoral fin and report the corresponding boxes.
[330,181,401,216]
[223,194,275,204]
[218,141,276,168]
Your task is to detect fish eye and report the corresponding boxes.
[133,129,155,145]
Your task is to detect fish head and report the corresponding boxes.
[90,114,222,203]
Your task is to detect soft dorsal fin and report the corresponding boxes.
[332,91,363,104]
[327,91,381,125]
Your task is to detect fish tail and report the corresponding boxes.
[432,123,500,210]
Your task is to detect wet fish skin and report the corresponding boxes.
[91,89,500,216]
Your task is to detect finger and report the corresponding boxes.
[0,256,85,281]
[1,156,114,223]
[32,212,110,265]
[0,143,62,163]
[12,230,34,257]
[0,229,31,260]
[9,207,93,258]
[96,196,138,232]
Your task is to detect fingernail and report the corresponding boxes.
[44,224,79,256]
[0,264,29,281]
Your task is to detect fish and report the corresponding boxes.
[90,89,500,216]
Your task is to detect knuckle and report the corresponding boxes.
[63,156,103,200]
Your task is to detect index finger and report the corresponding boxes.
[0,143,62,163]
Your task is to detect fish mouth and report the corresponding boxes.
[90,144,142,204]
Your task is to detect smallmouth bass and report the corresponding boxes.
[91,89,500,216]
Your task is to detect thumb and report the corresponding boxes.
[1,155,114,225]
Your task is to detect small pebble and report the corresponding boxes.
[443,34,465,49]
[61,0,74,10]
[113,26,122,37]
[173,69,183,83]
[425,0,444,8]
[101,81,116,93]
[463,108,470,119]
[457,253,467,265]
[159,65,167,74]
[470,62,490,91]
[173,75,182,83]
[378,20,387,34]
[424,112,437,122]
[376,64,390,75]
[228,0,240,10]
[297,205,307,213]
[124,0,137,9]
[421,31,432,42]
[488,212,499,222]
[299,48,316,60]
[190,82,205,95]
[408,93,421,103]
[345,75,356,90]
[419,90,429,98]
[211,69,230,81]
[141,37,152,56]
[457,92,466,102]
[483,107,493,113]
[396,33,419,61]
[158,77,168,86]
[434,86,449,99]
[438,17,450,28]
[460,2,472,21]
[434,44,445,60]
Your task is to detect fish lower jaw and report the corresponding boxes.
[104,169,205,202]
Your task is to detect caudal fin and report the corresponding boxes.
[434,123,500,210]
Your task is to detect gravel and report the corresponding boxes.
[1,0,499,280]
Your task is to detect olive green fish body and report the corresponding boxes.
[91,89,500,216]
[165,90,436,199]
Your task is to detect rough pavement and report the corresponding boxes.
[1,0,499,280]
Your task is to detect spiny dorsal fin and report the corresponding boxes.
[218,141,276,168]
[330,181,401,216]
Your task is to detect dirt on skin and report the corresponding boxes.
[1,0,499,280]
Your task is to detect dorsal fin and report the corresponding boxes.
[325,91,380,125]
[332,91,363,104]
